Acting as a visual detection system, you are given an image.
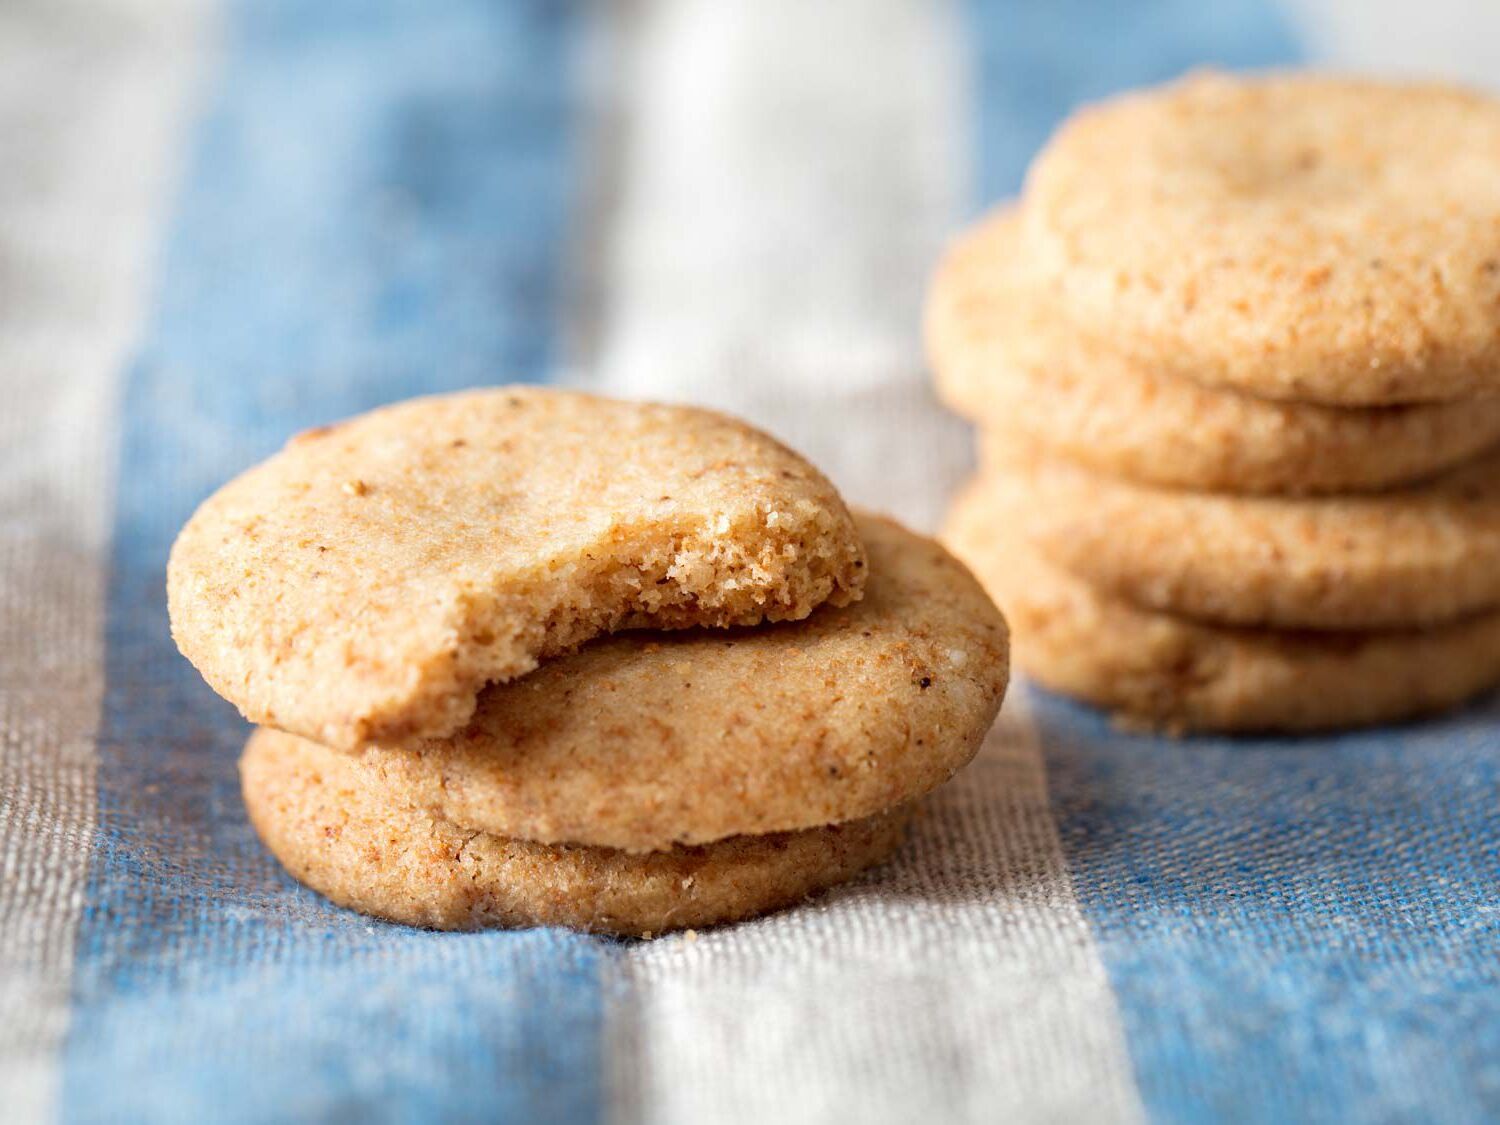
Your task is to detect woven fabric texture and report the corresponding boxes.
[1,2,1496,1123]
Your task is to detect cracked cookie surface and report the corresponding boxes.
[169,387,866,750]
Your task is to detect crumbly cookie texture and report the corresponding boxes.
[169,387,866,751]
[944,481,1500,734]
[976,445,1500,631]
[929,208,1500,494]
[352,513,1009,852]
[242,729,911,936]
[1023,71,1500,405]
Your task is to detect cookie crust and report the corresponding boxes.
[1023,72,1500,405]
[242,729,910,937]
[169,388,866,751]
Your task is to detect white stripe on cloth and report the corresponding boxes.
[567,0,972,533]
[606,695,1146,1125]
[573,2,1144,1121]
[1285,0,1500,88]
[0,1,203,1117]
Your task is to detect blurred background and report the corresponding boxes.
[7,2,1500,1122]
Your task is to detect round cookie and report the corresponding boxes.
[169,387,866,752]
[355,514,1010,852]
[1023,71,1500,405]
[977,445,1500,631]
[243,729,910,936]
[944,482,1500,733]
[928,209,1500,494]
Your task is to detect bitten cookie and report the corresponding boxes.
[242,729,912,937]
[1022,71,1500,405]
[353,514,1010,852]
[929,209,1500,494]
[944,482,1500,733]
[169,388,866,751]
[976,447,1500,631]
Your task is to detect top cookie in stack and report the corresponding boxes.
[931,71,1500,734]
[169,388,1010,934]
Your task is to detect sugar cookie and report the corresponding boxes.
[929,209,1500,493]
[1024,72,1500,404]
[169,388,866,750]
[945,481,1500,733]
[976,448,1500,630]
[243,729,909,936]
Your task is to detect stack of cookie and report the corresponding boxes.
[931,72,1500,733]
[169,388,1008,935]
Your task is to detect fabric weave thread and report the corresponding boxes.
[1,0,1496,1122]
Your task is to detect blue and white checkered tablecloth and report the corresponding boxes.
[3,1,1497,1121]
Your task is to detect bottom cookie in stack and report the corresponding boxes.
[243,516,1010,935]
[945,483,1500,735]
[243,730,912,935]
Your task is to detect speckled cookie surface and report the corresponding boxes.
[1023,72,1500,405]
[351,514,1009,852]
[974,447,1500,631]
[169,387,866,752]
[929,209,1500,494]
[242,729,910,936]
[945,483,1500,733]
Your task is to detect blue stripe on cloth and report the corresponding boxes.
[967,3,1500,1120]
[62,2,603,1122]
[1037,694,1500,1124]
